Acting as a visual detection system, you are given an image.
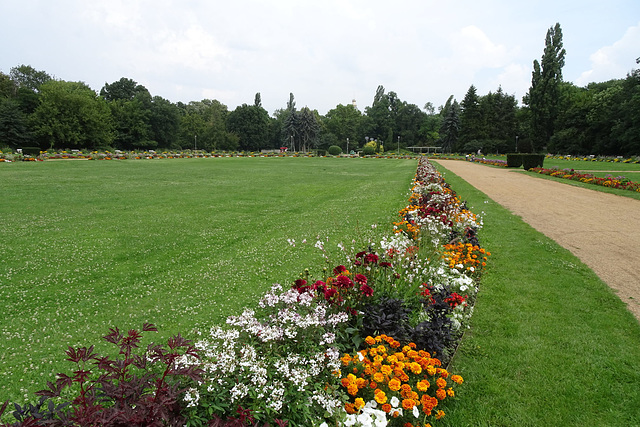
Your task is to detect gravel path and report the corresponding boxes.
[434,160,640,321]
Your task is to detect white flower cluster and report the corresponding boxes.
[183,284,348,421]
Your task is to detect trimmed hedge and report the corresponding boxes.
[506,153,545,170]
[522,154,545,170]
[327,145,342,156]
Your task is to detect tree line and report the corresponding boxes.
[0,23,638,155]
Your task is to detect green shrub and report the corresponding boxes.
[522,154,545,170]
[328,145,342,156]
[362,146,376,156]
[506,153,522,168]
[21,147,42,157]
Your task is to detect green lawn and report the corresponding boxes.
[434,163,640,426]
[0,157,417,404]
[542,157,640,172]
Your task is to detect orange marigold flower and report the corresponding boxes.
[347,384,359,396]
[435,410,445,420]
[354,398,365,410]
[345,403,356,414]
[436,378,447,389]
[437,368,449,378]
[436,388,447,400]
[451,374,464,385]
[356,378,367,389]
[402,398,416,410]
[373,372,385,383]
[341,354,352,365]
[381,403,392,413]
[380,365,393,376]
[377,345,387,354]
[388,377,402,391]
[395,352,406,361]
[447,388,455,397]
[341,378,351,387]
[369,381,378,389]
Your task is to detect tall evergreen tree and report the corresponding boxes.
[440,100,460,153]
[524,22,566,151]
[459,85,484,149]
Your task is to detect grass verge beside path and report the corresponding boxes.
[434,163,640,426]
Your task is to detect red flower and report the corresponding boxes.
[323,288,341,304]
[334,275,354,289]
[354,274,367,285]
[333,265,347,275]
[379,261,392,268]
[356,251,367,258]
[312,280,326,292]
[360,284,374,297]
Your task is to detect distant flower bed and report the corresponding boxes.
[545,154,640,163]
[0,158,489,427]
[531,167,640,192]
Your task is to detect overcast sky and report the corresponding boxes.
[2,0,639,115]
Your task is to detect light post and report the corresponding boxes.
[194,134,197,151]
[515,135,519,152]
[397,135,400,154]
[346,138,349,155]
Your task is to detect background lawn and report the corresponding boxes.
[0,157,417,404]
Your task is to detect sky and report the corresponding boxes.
[1,0,639,116]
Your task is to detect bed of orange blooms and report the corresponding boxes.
[340,334,464,427]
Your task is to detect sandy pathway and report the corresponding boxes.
[434,160,640,321]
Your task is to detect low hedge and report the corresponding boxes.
[506,153,544,170]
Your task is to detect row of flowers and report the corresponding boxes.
[530,167,640,193]
[0,150,427,162]
[545,154,640,164]
[1,158,488,427]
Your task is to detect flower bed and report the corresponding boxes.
[0,158,489,427]
[531,167,640,192]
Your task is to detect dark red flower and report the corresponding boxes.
[360,284,374,297]
[312,280,326,292]
[354,274,367,285]
[334,275,354,289]
[364,253,379,264]
[333,265,347,275]
[356,251,367,258]
[379,261,392,268]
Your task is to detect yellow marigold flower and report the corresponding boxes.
[377,335,386,343]
[370,348,378,357]
[394,352,405,361]
[436,378,447,389]
[402,345,412,353]
[409,362,422,374]
[374,390,388,404]
[341,354,352,365]
[386,355,398,364]
[380,365,393,376]
[436,388,446,400]
[417,380,430,392]
[374,355,384,364]
[347,373,357,383]
[354,398,365,410]
[426,365,437,376]
[451,374,464,385]
[373,372,385,383]
[447,387,455,397]
[435,410,445,420]
[407,350,419,359]
[377,345,387,354]
[365,336,376,345]
[388,377,402,391]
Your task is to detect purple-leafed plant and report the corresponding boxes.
[2,323,203,426]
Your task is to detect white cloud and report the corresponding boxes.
[575,22,640,86]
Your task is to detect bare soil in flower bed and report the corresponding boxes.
[434,159,640,322]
